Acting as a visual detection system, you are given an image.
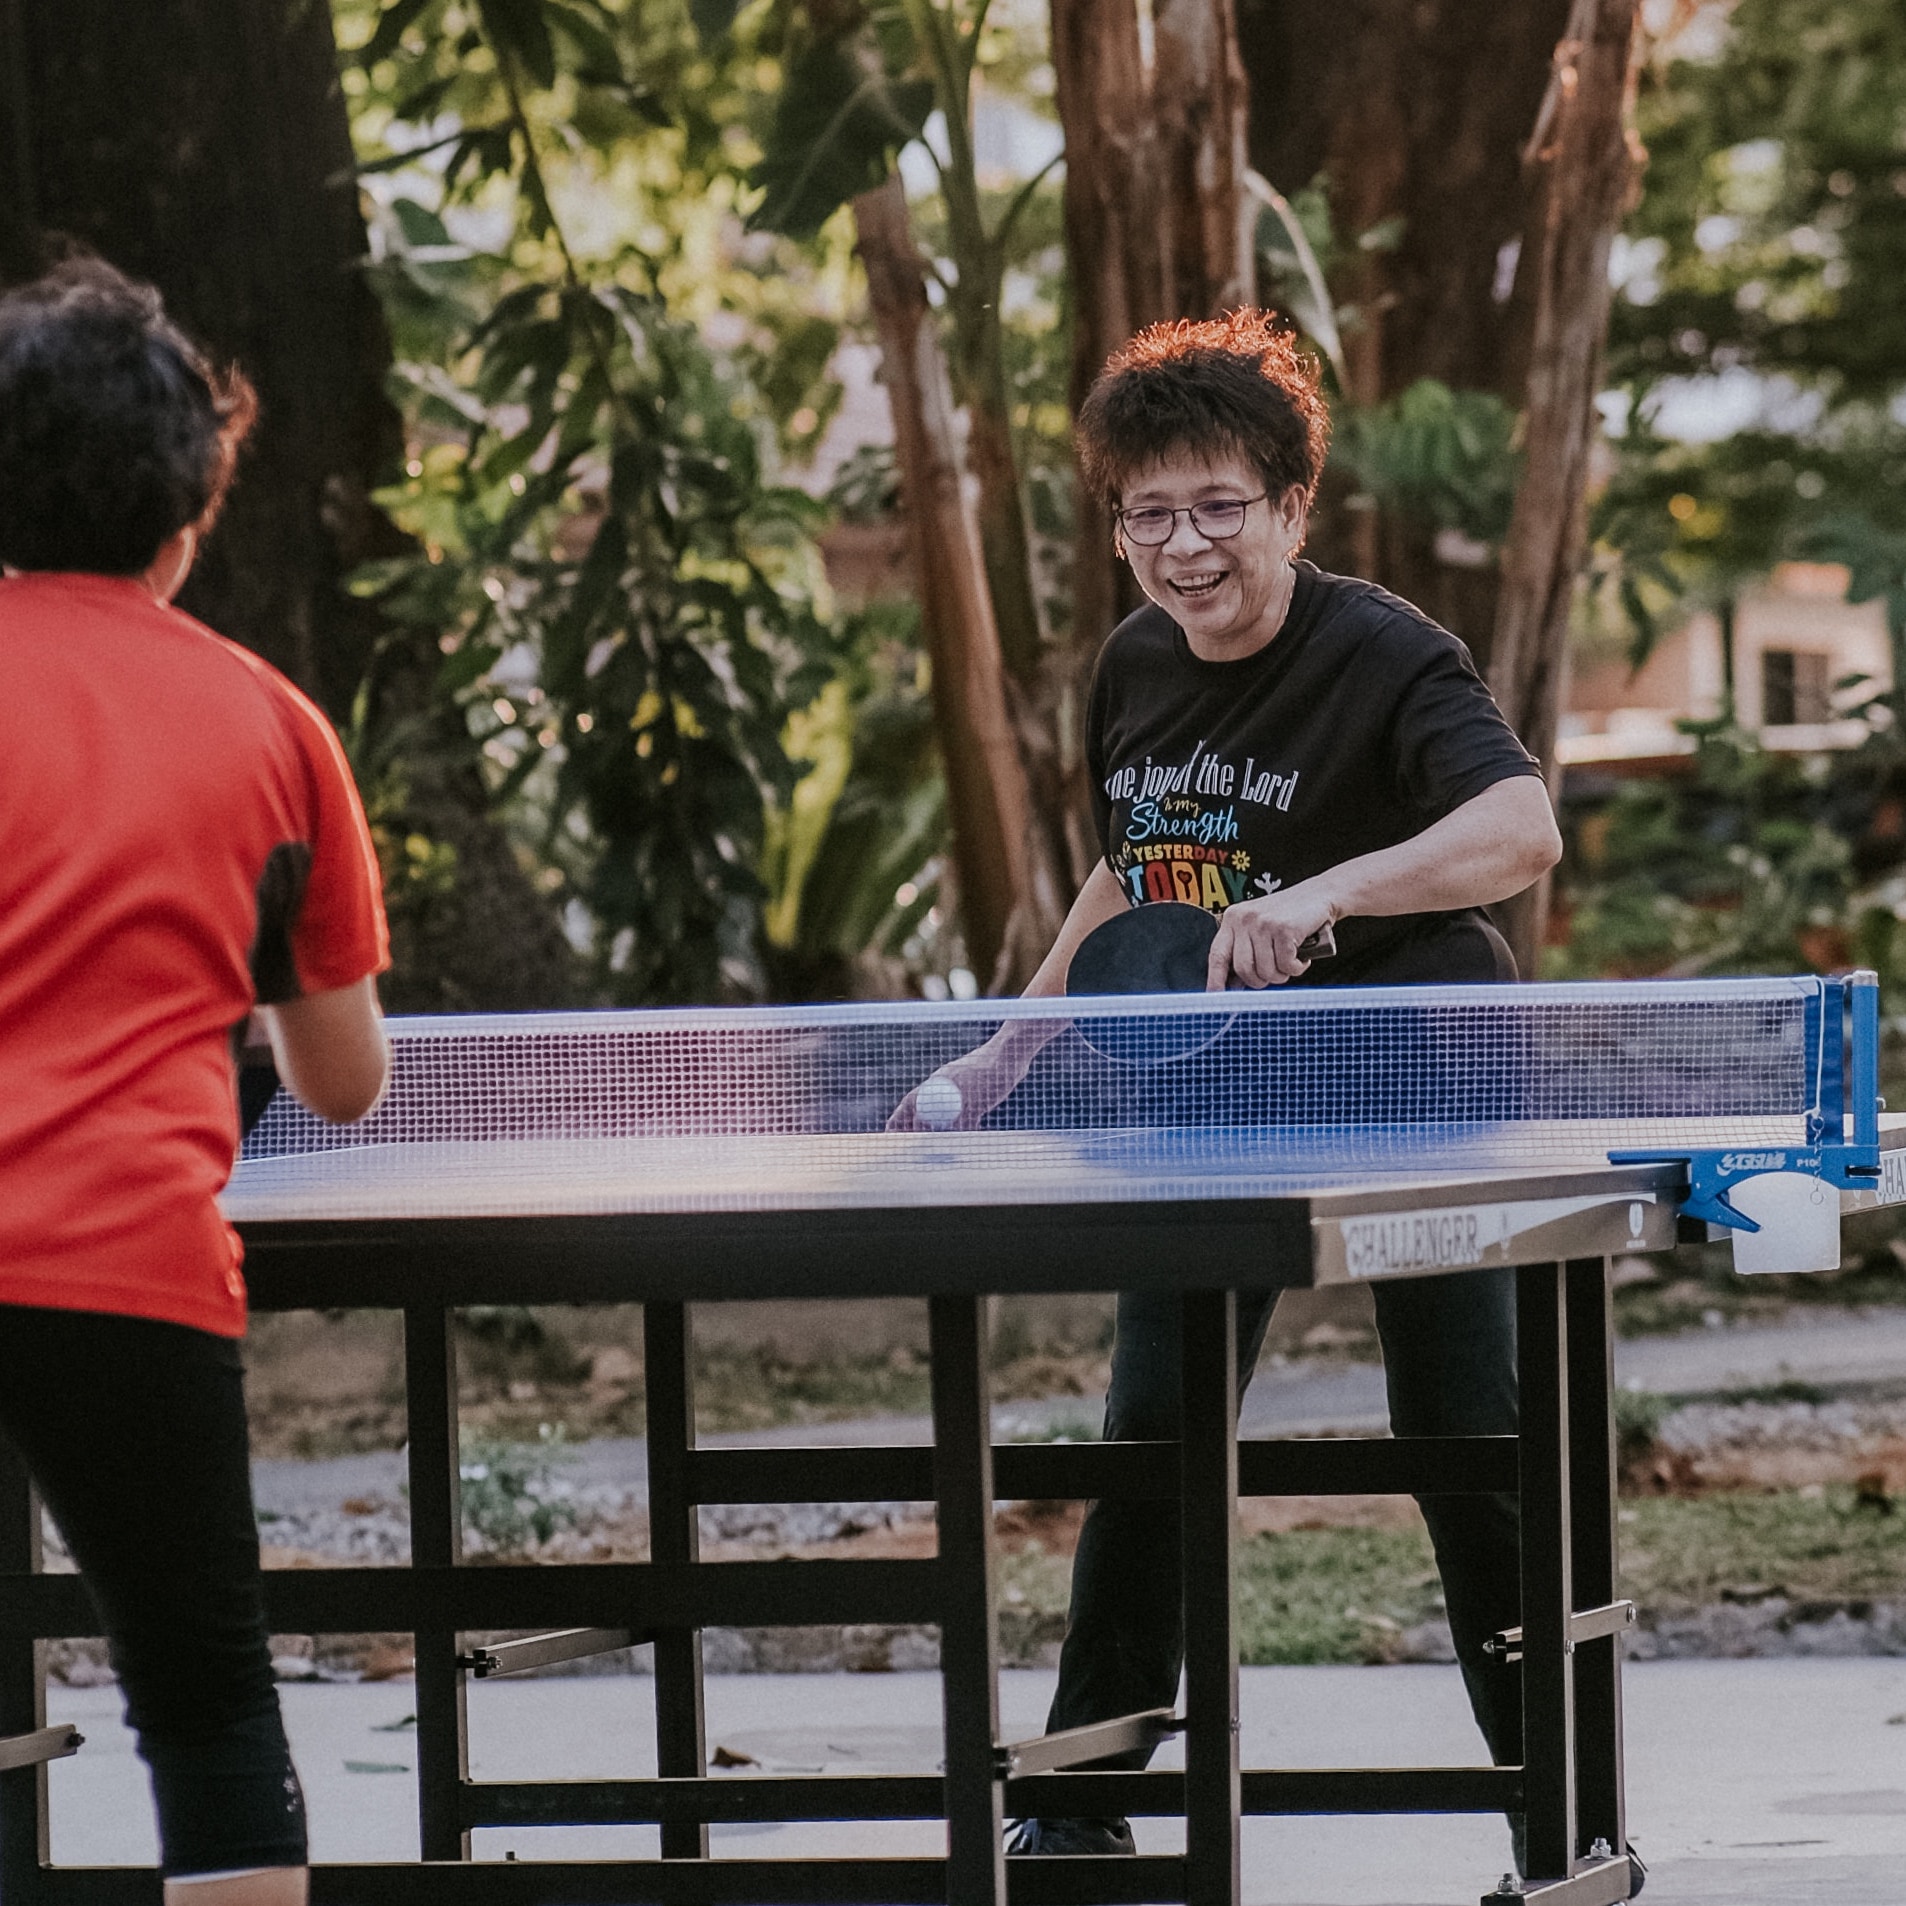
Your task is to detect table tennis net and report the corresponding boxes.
[242,978,1824,1197]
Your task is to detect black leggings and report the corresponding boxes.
[0,1304,306,1878]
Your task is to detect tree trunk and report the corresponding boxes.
[1049,0,1255,869]
[1489,0,1645,973]
[0,0,583,1009]
[0,0,399,714]
[1153,0,1256,321]
[1234,0,1570,654]
[854,176,1053,988]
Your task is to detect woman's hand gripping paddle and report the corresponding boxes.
[1066,902,1334,1063]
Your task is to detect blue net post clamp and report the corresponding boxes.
[1609,971,1882,1235]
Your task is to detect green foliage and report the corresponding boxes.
[748,14,934,238]
[364,264,835,997]
[825,442,902,524]
[336,0,1062,1000]
[1250,175,1347,388]
[759,598,953,990]
[1250,179,1522,558]
[747,0,1067,668]
[457,1426,579,1554]
[1615,0,1906,406]
[1585,424,1810,670]
[1333,380,1522,547]
[1590,0,1906,663]
[1614,1386,1671,1478]
[341,0,843,999]
[1550,723,1866,979]
[1555,2,1906,981]
[1807,509,1906,730]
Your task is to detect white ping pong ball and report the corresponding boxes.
[916,1075,963,1130]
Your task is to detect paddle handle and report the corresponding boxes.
[1295,923,1336,962]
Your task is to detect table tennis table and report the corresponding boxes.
[0,974,1895,1906]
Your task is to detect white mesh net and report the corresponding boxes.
[225,979,1824,1220]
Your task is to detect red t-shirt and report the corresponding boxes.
[0,572,389,1335]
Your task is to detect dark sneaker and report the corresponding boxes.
[1005,1815,1137,1855]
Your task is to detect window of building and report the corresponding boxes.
[1761,648,1832,726]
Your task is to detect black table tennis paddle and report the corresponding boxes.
[238,1056,281,1139]
[1066,902,1335,1062]
[232,1016,282,1140]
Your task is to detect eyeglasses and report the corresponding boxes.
[1116,493,1267,546]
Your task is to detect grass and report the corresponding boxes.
[693,1345,934,1433]
[996,1525,1448,1667]
[990,1487,1906,1667]
[1236,1527,1446,1664]
[457,1340,1111,1442]
[1619,1486,1906,1608]
[1611,1210,1906,1337]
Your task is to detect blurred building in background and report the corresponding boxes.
[1562,563,1889,776]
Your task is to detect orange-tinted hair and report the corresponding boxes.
[1076,308,1330,506]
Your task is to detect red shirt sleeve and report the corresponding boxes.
[278,686,391,996]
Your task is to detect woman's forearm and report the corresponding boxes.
[1020,859,1131,998]
[988,860,1129,1067]
[888,861,1128,1129]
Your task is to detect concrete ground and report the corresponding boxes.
[45,1658,1906,1901]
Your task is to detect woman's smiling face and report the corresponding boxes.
[1118,450,1307,661]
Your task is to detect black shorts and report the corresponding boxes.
[0,1304,307,1877]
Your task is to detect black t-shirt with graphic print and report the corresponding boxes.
[1085,562,1541,985]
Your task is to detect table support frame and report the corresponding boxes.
[0,1253,1640,1905]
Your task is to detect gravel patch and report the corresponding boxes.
[42,1390,1906,1689]
[1657,1396,1906,1457]
[1631,1597,1906,1659]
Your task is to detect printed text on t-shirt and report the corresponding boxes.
[1102,743,1299,814]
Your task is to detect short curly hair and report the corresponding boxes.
[1076,309,1331,508]
[0,256,257,575]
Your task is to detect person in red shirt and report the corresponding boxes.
[0,259,390,1905]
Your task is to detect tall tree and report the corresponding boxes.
[751,0,1071,983]
[0,0,581,1009]
[1234,0,1572,651]
[854,177,1047,985]
[1488,0,1646,966]
[1051,0,1255,675]
[1233,0,1646,975]
[0,0,394,710]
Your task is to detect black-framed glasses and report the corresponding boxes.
[1116,493,1267,546]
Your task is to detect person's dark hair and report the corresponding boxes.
[1076,308,1330,508]
[0,256,257,575]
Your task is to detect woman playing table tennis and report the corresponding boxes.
[0,260,390,1905]
[897,309,1563,1866]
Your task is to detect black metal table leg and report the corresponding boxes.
[1566,1258,1627,1868]
[0,1438,46,1903]
[1515,1263,1577,1884]
[406,1303,470,1862]
[644,1302,710,1860]
[1182,1289,1241,1906]
[929,1295,1004,1904]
